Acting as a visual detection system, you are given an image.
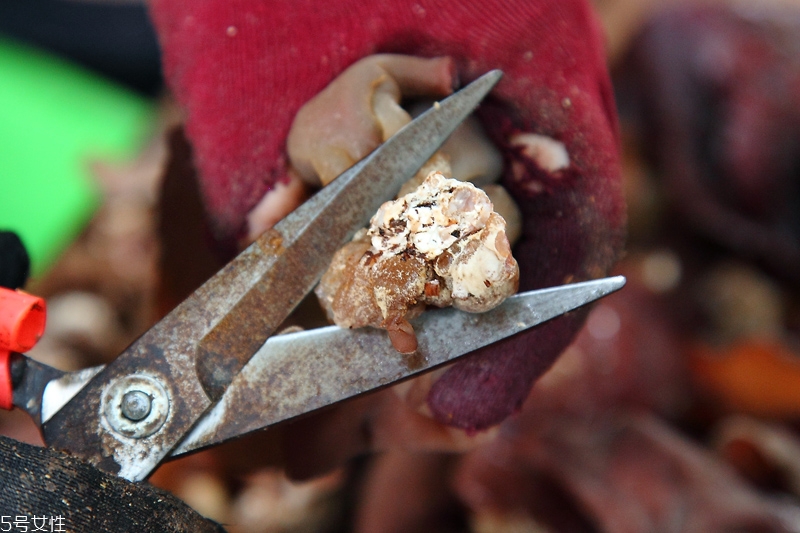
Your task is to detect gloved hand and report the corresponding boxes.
[149,0,625,477]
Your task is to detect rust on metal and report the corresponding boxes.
[402,351,427,372]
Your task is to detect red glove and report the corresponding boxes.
[149,0,625,431]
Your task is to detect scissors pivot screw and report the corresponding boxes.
[121,390,151,421]
[103,375,169,439]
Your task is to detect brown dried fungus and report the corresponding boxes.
[315,171,519,353]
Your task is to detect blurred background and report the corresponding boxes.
[1,0,799,531]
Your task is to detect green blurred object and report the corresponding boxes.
[0,38,155,277]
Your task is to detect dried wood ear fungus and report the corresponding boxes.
[316,171,519,353]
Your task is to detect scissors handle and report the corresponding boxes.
[0,287,46,411]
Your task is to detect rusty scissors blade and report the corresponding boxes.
[39,70,504,481]
[171,275,626,456]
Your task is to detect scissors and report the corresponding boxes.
[0,70,625,482]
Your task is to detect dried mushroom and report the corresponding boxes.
[316,171,519,353]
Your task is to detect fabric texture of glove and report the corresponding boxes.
[0,436,225,532]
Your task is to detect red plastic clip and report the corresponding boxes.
[0,287,46,410]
